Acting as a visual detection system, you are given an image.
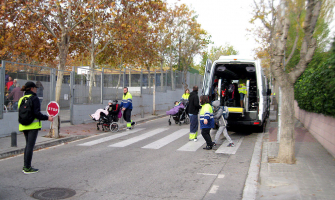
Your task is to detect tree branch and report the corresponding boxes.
[24,3,58,38]
[289,0,321,83]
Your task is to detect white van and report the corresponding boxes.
[201,55,270,131]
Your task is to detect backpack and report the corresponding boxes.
[221,106,229,119]
[18,96,35,125]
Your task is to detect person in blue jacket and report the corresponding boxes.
[120,87,135,130]
[199,95,215,150]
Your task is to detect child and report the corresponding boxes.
[212,100,234,147]
[199,95,215,150]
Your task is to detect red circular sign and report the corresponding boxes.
[47,101,60,117]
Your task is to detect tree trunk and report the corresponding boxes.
[88,51,94,103]
[276,82,296,164]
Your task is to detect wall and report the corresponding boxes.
[72,89,183,125]
[0,111,52,137]
[295,101,335,158]
[0,87,184,137]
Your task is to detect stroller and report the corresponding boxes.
[167,100,190,126]
[94,100,121,132]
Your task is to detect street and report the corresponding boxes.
[0,116,260,200]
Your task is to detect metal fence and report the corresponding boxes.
[1,60,203,119]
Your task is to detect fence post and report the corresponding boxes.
[101,68,104,104]
[154,69,156,91]
[165,70,167,91]
[0,60,5,119]
[153,77,156,115]
[70,67,75,125]
[140,69,143,96]
[123,68,126,88]
[50,68,56,101]
[129,68,131,87]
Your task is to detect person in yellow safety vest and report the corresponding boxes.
[238,76,247,108]
[199,95,215,150]
[121,87,135,130]
[180,88,190,102]
[18,81,53,174]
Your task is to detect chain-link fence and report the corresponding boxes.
[1,61,203,119]
[1,61,53,117]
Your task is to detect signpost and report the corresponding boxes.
[47,101,60,117]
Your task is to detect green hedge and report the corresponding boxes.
[294,54,335,117]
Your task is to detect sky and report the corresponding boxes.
[168,0,259,60]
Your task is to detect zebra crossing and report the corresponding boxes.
[77,127,244,154]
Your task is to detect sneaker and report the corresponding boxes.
[227,143,235,147]
[212,142,216,147]
[194,138,198,142]
[131,122,136,126]
[126,127,132,131]
[22,167,39,174]
[203,146,212,150]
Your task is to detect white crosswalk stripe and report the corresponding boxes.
[215,137,244,154]
[77,128,145,146]
[77,127,244,153]
[177,135,206,151]
[142,129,189,149]
[109,128,169,148]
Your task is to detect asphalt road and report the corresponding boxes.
[0,116,259,200]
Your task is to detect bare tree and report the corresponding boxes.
[270,0,321,164]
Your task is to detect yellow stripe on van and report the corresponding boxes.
[228,107,244,113]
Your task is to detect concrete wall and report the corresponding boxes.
[72,89,183,125]
[0,111,52,137]
[0,87,183,137]
[294,101,335,158]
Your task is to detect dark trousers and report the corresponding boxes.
[123,109,132,123]
[23,129,39,168]
[189,114,198,133]
[201,128,213,146]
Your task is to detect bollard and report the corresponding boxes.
[11,132,17,147]
[141,108,144,118]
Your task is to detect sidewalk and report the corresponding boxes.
[257,107,335,199]
[0,110,167,159]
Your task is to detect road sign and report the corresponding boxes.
[47,101,60,117]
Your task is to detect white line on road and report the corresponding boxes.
[77,128,145,146]
[177,135,206,151]
[215,137,244,154]
[142,129,189,149]
[242,133,263,200]
[109,128,169,147]
[209,185,219,194]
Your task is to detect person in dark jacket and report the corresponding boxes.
[188,86,202,141]
[18,81,53,174]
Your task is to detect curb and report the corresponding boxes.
[242,132,264,200]
[0,135,88,159]
[0,114,167,160]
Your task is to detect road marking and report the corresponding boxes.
[218,174,225,179]
[242,133,263,200]
[177,135,206,151]
[77,128,145,146]
[109,128,169,147]
[209,185,219,194]
[197,173,217,176]
[142,129,189,149]
[215,137,244,154]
